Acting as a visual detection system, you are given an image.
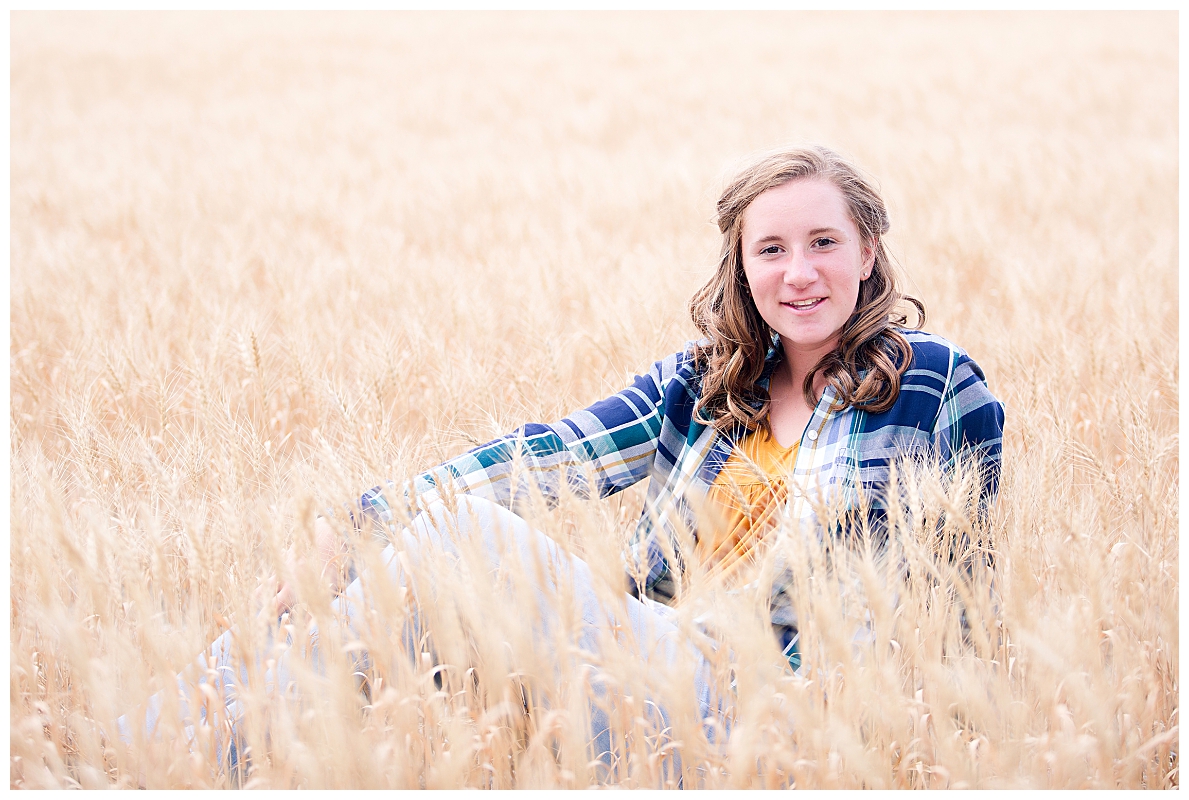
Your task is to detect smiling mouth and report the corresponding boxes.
[784,298,825,311]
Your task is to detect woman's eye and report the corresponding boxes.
[813,237,837,248]
[759,245,782,255]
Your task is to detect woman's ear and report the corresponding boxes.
[861,238,878,280]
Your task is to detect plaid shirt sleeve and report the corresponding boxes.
[930,351,1005,501]
[356,353,686,528]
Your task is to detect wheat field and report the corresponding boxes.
[10,11,1178,789]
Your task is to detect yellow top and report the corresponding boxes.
[698,428,799,582]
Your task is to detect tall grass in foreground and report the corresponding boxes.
[11,11,1177,788]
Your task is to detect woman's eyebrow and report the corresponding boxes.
[751,227,844,244]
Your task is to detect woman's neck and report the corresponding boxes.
[776,341,834,400]
[766,354,828,448]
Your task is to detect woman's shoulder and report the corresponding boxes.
[897,330,1002,429]
[608,343,704,411]
[647,341,708,383]
[900,328,968,359]
[898,329,984,382]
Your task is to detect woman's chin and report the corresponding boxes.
[775,329,843,358]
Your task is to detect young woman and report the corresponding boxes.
[128,145,1004,776]
[333,144,1004,663]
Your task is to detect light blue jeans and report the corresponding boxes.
[121,495,718,783]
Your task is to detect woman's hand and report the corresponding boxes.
[273,516,349,615]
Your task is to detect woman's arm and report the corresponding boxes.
[275,351,694,613]
[930,352,1005,501]
[354,350,694,532]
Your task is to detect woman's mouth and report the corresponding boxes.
[783,298,825,312]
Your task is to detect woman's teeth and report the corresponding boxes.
[788,298,823,309]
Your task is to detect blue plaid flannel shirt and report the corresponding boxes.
[357,329,1005,666]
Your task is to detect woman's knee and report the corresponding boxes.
[415,493,506,528]
[410,493,522,553]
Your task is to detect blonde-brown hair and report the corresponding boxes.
[689,145,925,434]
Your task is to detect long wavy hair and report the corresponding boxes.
[690,145,925,434]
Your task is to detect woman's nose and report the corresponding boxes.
[784,249,817,286]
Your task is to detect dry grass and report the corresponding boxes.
[10,11,1177,789]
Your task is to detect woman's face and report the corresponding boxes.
[740,178,875,367]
